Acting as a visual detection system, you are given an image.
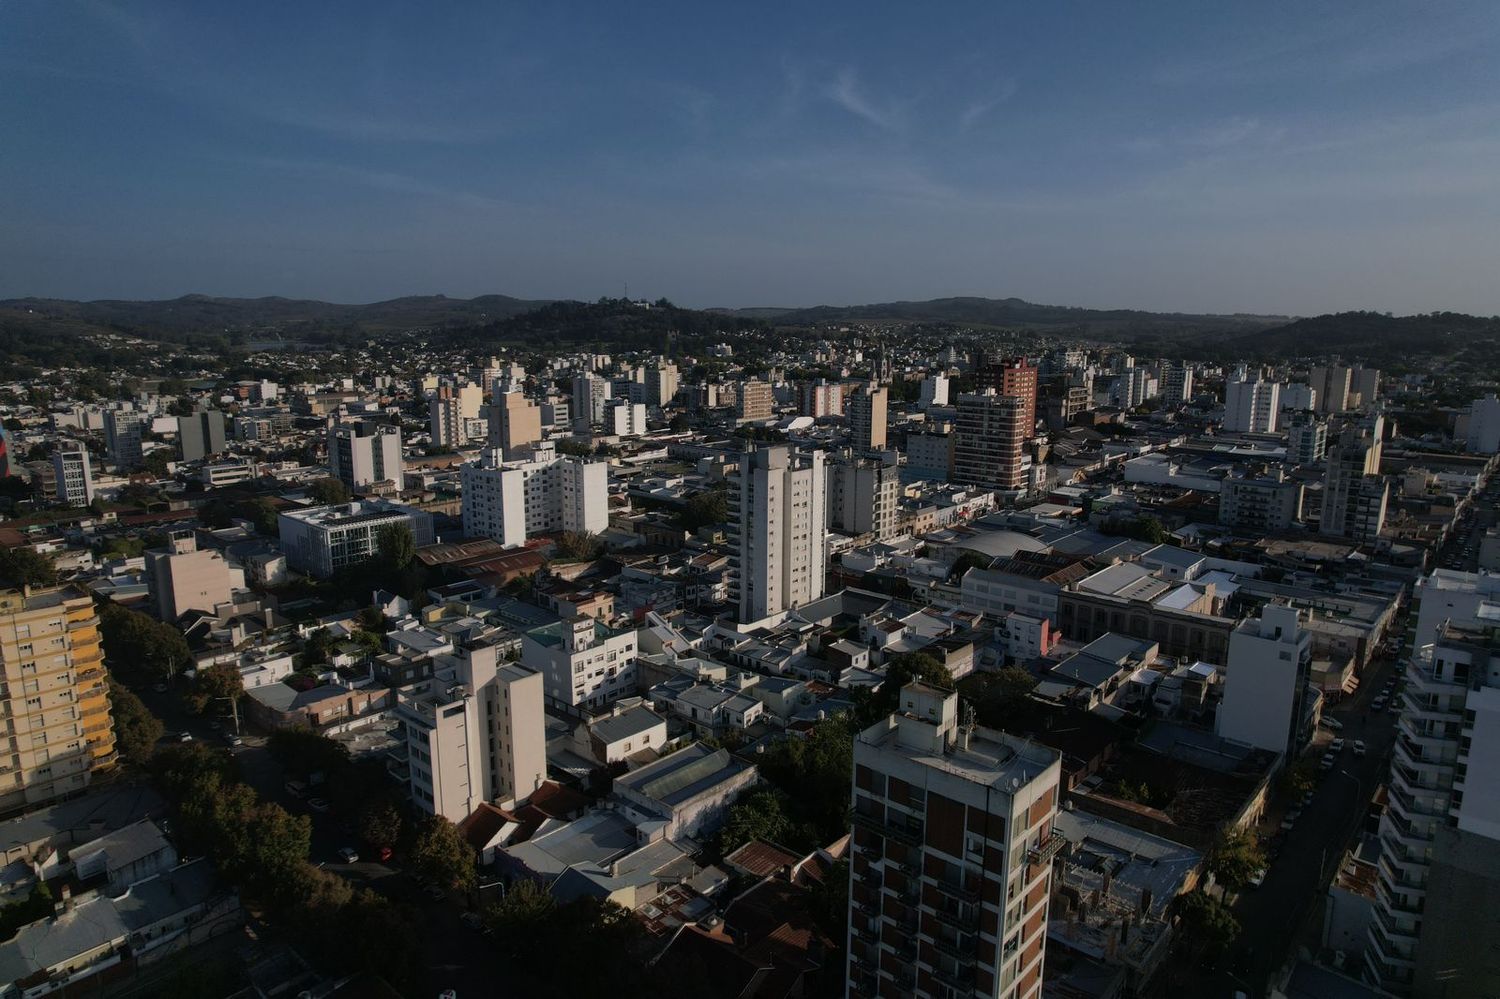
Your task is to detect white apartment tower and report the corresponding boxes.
[1224,372,1281,433]
[51,447,95,506]
[1321,419,1387,542]
[729,445,827,624]
[1465,394,1500,454]
[1310,365,1352,415]
[460,443,609,548]
[573,374,614,426]
[848,682,1063,999]
[328,420,402,489]
[1287,412,1328,467]
[429,385,464,449]
[397,642,548,823]
[1365,581,1500,996]
[1160,360,1194,406]
[919,373,950,409]
[848,382,889,452]
[828,452,902,541]
[1216,603,1313,758]
[103,409,146,471]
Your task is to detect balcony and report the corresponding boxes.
[1366,923,1415,968]
[931,905,981,932]
[932,967,975,992]
[1026,830,1066,866]
[853,810,925,847]
[930,875,982,903]
[929,934,978,964]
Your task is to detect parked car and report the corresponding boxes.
[1372,696,1387,711]
[1248,868,1267,888]
[225,733,243,747]
[1322,716,1344,731]
[1331,738,1346,753]
[307,797,331,813]
[460,911,485,932]
[423,882,445,901]
[177,732,194,743]
[284,780,308,798]
[1319,754,1336,772]
[1354,740,1367,757]
[338,847,359,864]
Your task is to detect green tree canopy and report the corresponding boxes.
[0,547,57,589]
[108,679,164,766]
[308,477,351,505]
[188,663,245,716]
[556,530,604,561]
[409,815,477,891]
[99,602,191,680]
[377,522,417,569]
[1175,889,1240,965]
[1206,828,1266,894]
[720,786,791,852]
[678,487,729,531]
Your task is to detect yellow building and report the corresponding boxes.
[0,586,117,813]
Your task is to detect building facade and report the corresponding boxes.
[847,682,1062,999]
[953,392,1030,493]
[278,500,435,578]
[328,420,402,489]
[848,382,889,452]
[460,444,609,548]
[729,445,827,623]
[0,586,118,813]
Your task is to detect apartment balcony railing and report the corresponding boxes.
[1026,830,1066,866]
[930,875,982,904]
[931,906,982,932]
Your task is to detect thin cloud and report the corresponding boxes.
[823,68,904,132]
[958,79,1018,130]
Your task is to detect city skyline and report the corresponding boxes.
[4,1,1500,315]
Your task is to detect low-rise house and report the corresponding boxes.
[571,703,669,767]
[611,742,757,841]
[243,682,391,734]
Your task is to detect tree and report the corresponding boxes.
[678,488,729,531]
[720,786,790,852]
[108,679,164,766]
[1175,890,1240,965]
[1206,828,1266,894]
[308,477,351,505]
[267,726,350,778]
[0,547,57,589]
[556,531,603,561]
[409,815,477,890]
[143,450,173,477]
[358,798,404,850]
[244,497,280,536]
[962,668,1040,728]
[377,522,416,570]
[188,663,244,717]
[669,413,691,431]
[301,627,337,666]
[862,652,954,723]
[485,878,556,956]
[99,602,190,680]
[555,439,592,457]
[1280,761,1317,800]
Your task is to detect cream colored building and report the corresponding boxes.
[144,533,235,623]
[0,586,118,813]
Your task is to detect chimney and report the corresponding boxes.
[54,883,72,918]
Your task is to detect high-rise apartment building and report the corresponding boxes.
[606,400,648,437]
[952,392,1030,493]
[974,356,1038,439]
[1216,604,1312,758]
[1160,360,1194,406]
[572,374,614,426]
[736,379,775,423]
[1321,419,1387,542]
[177,410,227,462]
[1218,469,1304,533]
[488,390,543,457]
[1365,584,1500,996]
[397,642,546,823]
[460,443,609,548]
[729,445,826,623]
[1310,366,1352,415]
[919,373,950,409]
[1287,412,1328,467]
[848,382,889,452]
[51,448,95,506]
[430,385,464,449]
[828,452,902,540]
[645,362,679,408]
[103,409,146,471]
[1224,372,1281,433]
[144,532,235,623]
[1351,367,1381,410]
[801,379,845,419]
[328,420,402,489]
[0,586,118,812]
[847,682,1062,999]
[1464,394,1500,454]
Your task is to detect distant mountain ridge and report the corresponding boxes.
[717,295,1289,331]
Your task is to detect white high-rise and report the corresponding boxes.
[1465,394,1500,454]
[461,443,609,547]
[1160,360,1194,406]
[1216,604,1312,758]
[729,444,827,623]
[52,447,95,506]
[328,420,402,489]
[919,373,950,408]
[1224,372,1281,433]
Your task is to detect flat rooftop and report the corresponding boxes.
[859,718,1059,792]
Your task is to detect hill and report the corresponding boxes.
[0,293,550,342]
[751,296,1287,335]
[1213,310,1500,364]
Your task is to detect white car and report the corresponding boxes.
[1353,740,1367,758]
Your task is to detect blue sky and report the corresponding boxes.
[3,1,1498,315]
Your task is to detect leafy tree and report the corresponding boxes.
[358,798,404,850]
[0,547,57,589]
[409,814,477,890]
[961,668,1040,728]
[188,662,244,717]
[99,602,191,679]
[301,627,337,666]
[1175,890,1240,965]
[720,786,790,852]
[308,477,351,505]
[1206,828,1266,894]
[267,726,350,778]
[485,878,557,956]
[669,413,691,431]
[0,882,55,941]
[678,487,729,531]
[377,522,417,569]
[244,497,280,536]
[1280,761,1317,800]
[862,652,954,722]
[555,439,593,457]
[101,536,147,559]
[556,530,604,561]
[756,715,857,849]
[108,679,164,766]
[143,450,173,477]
